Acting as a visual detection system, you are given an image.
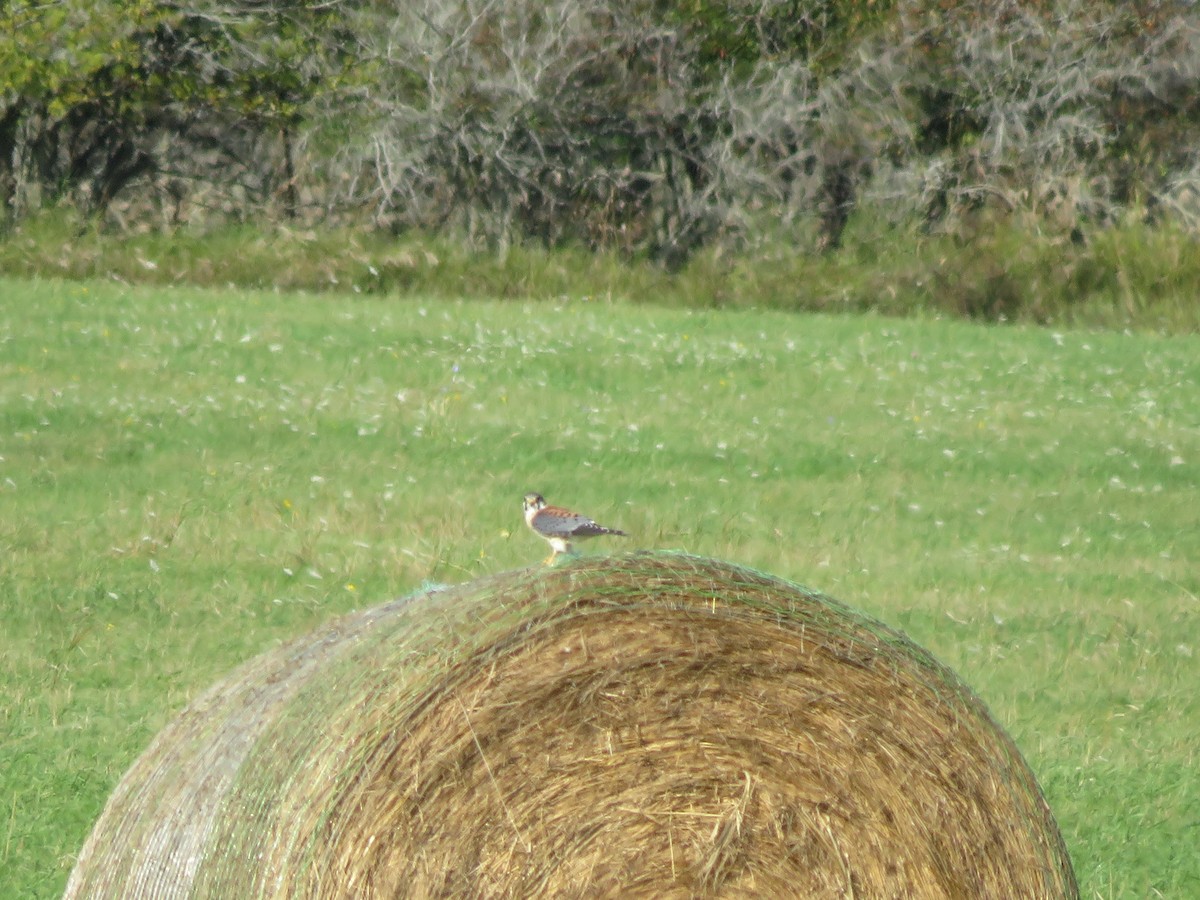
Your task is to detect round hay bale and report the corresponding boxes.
[67,553,1077,898]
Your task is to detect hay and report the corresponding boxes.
[66,552,1077,898]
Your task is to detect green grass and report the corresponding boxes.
[2,275,1198,897]
[4,209,1200,334]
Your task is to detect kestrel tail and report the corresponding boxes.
[522,492,627,564]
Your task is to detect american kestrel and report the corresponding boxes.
[522,492,627,564]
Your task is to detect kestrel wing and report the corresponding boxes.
[535,506,621,538]
[567,519,617,538]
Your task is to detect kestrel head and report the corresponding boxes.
[523,492,547,513]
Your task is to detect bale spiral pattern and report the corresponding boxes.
[66,552,1077,898]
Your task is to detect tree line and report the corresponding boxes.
[2,0,1198,264]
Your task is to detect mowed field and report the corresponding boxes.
[2,276,1197,897]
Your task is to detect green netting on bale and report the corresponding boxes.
[66,552,1078,898]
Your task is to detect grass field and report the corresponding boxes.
[2,275,1197,897]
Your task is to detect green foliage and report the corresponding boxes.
[665,0,900,77]
[0,0,167,117]
[0,0,343,122]
[0,0,354,220]
[1,277,1197,897]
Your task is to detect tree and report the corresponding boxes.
[3,0,1198,255]
[0,0,350,224]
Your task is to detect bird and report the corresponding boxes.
[522,492,627,564]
